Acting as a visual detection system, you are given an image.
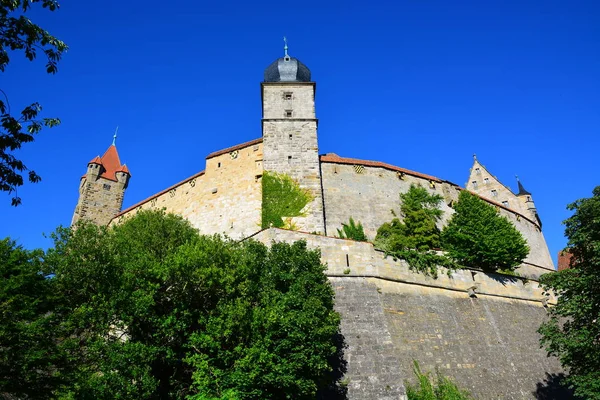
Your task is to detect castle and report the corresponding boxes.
[72,50,564,399]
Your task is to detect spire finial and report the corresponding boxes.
[473,153,477,161]
[112,126,118,146]
[283,36,288,57]
[515,174,519,181]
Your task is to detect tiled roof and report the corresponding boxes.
[206,138,263,159]
[320,153,443,182]
[115,170,205,218]
[83,145,127,182]
[116,164,131,175]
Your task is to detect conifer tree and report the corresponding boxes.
[441,190,529,271]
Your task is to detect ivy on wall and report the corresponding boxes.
[261,171,313,229]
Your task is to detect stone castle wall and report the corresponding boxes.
[262,83,325,233]
[251,228,565,400]
[113,140,263,239]
[320,161,555,270]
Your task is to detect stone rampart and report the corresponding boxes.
[250,229,565,399]
[113,140,263,239]
[320,161,554,270]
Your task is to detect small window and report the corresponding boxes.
[288,156,292,163]
[284,92,293,100]
[502,200,509,207]
[484,178,489,185]
[475,167,481,174]
[471,181,478,189]
[491,189,498,197]
[285,110,293,118]
[527,196,531,202]
[218,162,221,168]
[289,134,293,140]
[103,184,111,191]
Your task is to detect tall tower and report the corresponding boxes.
[72,140,131,226]
[261,43,325,233]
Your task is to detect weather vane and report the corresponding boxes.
[283,36,288,57]
[113,126,118,146]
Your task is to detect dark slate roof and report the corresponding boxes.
[517,179,532,196]
[264,56,311,82]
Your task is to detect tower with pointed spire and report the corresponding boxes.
[261,38,325,233]
[72,138,131,226]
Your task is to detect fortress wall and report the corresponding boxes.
[114,142,263,239]
[320,162,554,270]
[251,229,565,400]
[320,162,454,239]
[378,282,565,400]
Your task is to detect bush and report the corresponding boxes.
[262,171,313,229]
[441,190,529,271]
[406,361,472,400]
[337,217,368,241]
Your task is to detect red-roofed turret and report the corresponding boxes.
[72,132,131,226]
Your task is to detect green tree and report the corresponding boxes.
[441,190,529,271]
[375,184,443,252]
[38,210,341,399]
[374,185,453,277]
[0,238,67,398]
[337,217,368,241]
[538,186,600,400]
[1,0,67,205]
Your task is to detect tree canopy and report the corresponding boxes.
[1,0,67,205]
[441,190,529,271]
[375,184,444,252]
[0,210,342,399]
[538,186,600,399]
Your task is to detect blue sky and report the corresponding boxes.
[2,0,599,267]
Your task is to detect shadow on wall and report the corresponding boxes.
[534,373,576,400]
[317,331,349,400]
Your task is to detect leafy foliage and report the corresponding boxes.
[406,361,472,400]
[1,0,67,205]
[538,186,600,400]
[375,185,455,277]
[0,238,66,398]
[1,210,341,399]
[375,185,443,252]
[336,217,368,241]
[261,171,313,229]
[441,190,529,271]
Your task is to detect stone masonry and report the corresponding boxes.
[261,82,325,234]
